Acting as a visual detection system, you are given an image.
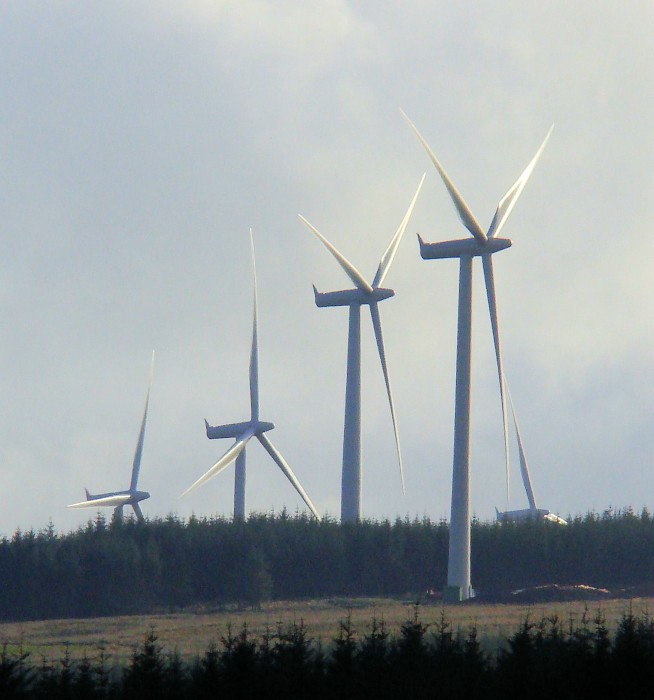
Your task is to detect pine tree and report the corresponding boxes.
[121,627,168,700]
[0,642,33,699]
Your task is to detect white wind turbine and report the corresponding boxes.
[181,231,319,520]
[404,111,552,600]
[68,351,155,523]
[496,389,567,526]
[298,175,424,522]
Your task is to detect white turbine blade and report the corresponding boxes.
[487,125,553,238]
[298,215,374,294]
[482,256,510,505]
[249,229,259,422]
[508,389,537,510]
[369,303,405,494]
[257,433,320,519]
[401,109,487,244]
[180,430,254,498]
[132,502,145,522]
[68,493,132,509]
[372,173,426,288]
[130,350,155,491]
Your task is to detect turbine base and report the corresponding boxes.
[443,585,476,603]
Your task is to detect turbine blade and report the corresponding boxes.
[487,125,553,238]
[298,214,374,293]
[249,229,259,422]
[369,303,405,494]
[180,430,254,498]
[130,350,155,491]
[372,173,426,288]
[132,502,145,522]
[482,256,510,504]
[68,493,132,509]
[257,433,320,518]
[401,109,487,244]
[508,389,537,510]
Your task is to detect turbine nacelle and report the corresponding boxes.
[68,488,150,509]
[205,419,275,439]
[313,285,395,308]
[418,235,512,260]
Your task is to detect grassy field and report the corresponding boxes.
[0,596,650,666]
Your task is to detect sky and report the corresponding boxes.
[1,1,652,536]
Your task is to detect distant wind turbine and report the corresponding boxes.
[404,110,552,600]
[181,230,319,520]
[68,351,155,523]
[298,175,425,522]
[496,389,567,526]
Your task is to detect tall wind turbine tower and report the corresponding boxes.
[181,231,319,521]
[299,175,424,522]
[404,112,551,601]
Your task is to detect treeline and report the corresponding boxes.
[3,608,654,698]
[2,508,654,621]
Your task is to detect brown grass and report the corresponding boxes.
[0,596,650,666]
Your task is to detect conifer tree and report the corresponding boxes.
[122,628,168,700]
[0,642,33,699]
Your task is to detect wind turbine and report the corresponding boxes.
[298,175,425,522]
[68,351,155,524]
[403,111,552,600]
[496,389,567,526]
[181,230,319,521]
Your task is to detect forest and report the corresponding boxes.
[2,508,654,622]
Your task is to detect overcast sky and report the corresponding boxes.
[1,2,652,535]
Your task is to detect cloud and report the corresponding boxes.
[0,2,652,535]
